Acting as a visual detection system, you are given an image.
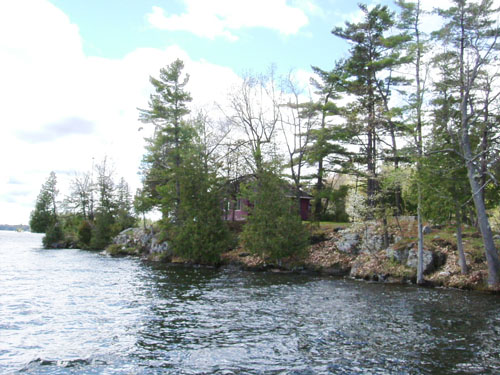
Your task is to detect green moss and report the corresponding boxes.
[106,244,139,257]
[381,258,415,278]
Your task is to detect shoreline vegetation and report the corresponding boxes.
[105,218,500,293]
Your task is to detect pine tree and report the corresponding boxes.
[30,171,58,233]
[139,59,192,224]
[138,60,230,263]
[397,0,429,283]
[241,166,309,263]
[171,141,230,264]
[332,4,409,210]
[115,178,136,231]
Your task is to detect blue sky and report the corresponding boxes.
[0,0,417,224]
[48,0,394,73]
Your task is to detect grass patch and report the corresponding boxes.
[304,221,350,230]
[106,244,139,257]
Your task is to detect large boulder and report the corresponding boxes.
[385,246,410,264]
[336,225,392,255]
[386,243,446,274]
[406,249,445,274]
[422,225,432,235]
[150,236,169,254]
[361,234,387,253]
[336,230,360,254]
[111,227,172,259]
[360,225,391,253]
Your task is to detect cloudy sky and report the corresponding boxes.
[1,0,441,225]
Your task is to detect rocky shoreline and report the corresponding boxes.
[108,221,499,292]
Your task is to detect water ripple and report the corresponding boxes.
[0,231,499,374]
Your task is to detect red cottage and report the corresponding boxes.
[223,175,312,222]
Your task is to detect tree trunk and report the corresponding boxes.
[463,130,500,287]
[480,85,490,205]
[314,157,324,221]
[390,127,403,215]
[413,0,425,286]
[417,186,424,284]
[455,202,468,275]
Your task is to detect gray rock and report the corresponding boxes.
[360,225,390,253]
[336,231,360,254]
[386,247,410,263]
[422,225,432,234]
[349,259,364,277]
[406,248,446,274]
[361,234,387,253]
[150,237,170,254]
[493,234,500,241]
[111,227,172,258]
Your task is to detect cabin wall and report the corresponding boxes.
[300,198,311,221]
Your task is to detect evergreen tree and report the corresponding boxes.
[115,177,136,231]
[134,188,154,230]
[241,166,309,263]
[171,140,230,264]
[139,59,192,224]
[90,157,117,249]
[332,4,409,210]
[397,0,430,283]
[29,171,58,233]
[306,64,352,221]
[138,60,231,263]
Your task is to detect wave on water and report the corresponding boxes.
[19,356,108,372]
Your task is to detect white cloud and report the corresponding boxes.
[291,0,324,18]
[0,0,241,224]
[147,0,310,40]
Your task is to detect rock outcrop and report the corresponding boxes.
[386,244,446,274]
[108,227,172,260]
[336,230,360,254]
[108,221,494,290]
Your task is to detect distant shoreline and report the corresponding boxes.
[0,224,30,232]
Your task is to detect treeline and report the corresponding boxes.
[134,59,309,264]
[30,159,135,249]
[315,0,500,287]
[134,0,499,285]
[30,0,500,288]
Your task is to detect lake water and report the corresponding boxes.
[0,230,499,374]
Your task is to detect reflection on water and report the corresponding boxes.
[0,230,499,374]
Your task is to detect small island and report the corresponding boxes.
[29,0,500,293]
[30,55,500,293]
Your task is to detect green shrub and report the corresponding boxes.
[78,220,92,246]
[42,223,64,248]
[241,170,309,263]
[90,212,116,250]
[170,184,231,265]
